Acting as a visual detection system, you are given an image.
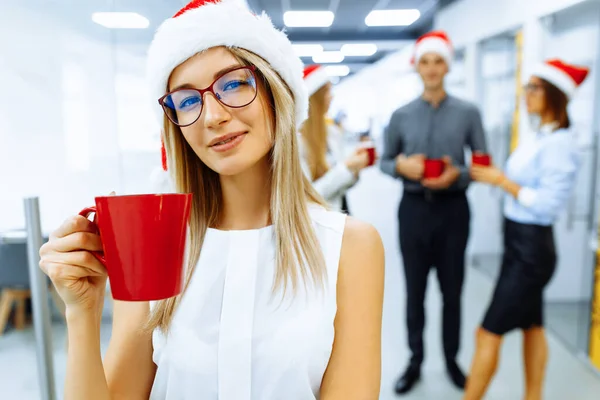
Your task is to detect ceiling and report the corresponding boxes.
[34,0,460,77]
[246,0,440,76]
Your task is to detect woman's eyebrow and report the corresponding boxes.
[170,64,243,92]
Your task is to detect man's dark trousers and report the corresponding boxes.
[398,190,470,368]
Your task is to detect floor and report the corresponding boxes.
[2,167,600,399]
[545,301,592,354]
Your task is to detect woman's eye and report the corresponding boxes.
[223,80,247,91]
[179,96,201,109]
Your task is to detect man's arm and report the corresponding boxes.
[457,106,488,187]
[379,112,403,178]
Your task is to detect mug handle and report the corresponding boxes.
[78,206,107,266]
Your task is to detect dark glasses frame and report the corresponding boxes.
[158,65,258,127]
[523,83,544,93]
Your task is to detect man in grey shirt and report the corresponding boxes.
[380,31,487,395]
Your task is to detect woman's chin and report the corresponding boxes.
[207,159,254,177]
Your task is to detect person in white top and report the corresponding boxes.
[299,65,372,212]
[38,1,384,400]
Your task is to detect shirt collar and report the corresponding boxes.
[538,121,559,136]
[420,94,450,108]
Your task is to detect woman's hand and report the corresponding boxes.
[470,165,505,186]
[39,215,108,315]
[345,148,370,175]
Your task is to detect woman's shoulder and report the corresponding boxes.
[543,128,579,155]
[307,203,346,233]
[307,205,382,241]
[338,217,385,294]
[341,217,383,257]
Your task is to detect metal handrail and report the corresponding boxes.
[24,197,56,400]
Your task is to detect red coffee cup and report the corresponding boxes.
[79,193,192,301]
[423,159,445,179]
[472,152,491,166]
[359,142,377,166]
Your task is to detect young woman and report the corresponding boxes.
[299,65,371,212]
[465,59,589,400]
[38,1,384,399]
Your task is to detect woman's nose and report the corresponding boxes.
[202,92,231,129]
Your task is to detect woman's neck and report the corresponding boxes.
[540,111,557,127]
[216,157,272,231]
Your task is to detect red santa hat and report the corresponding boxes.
[303,64,330,97]
[531,59,590,99]
[411,30,453,67]
[148,0,308,170]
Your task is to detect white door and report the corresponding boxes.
[543,1,600,305]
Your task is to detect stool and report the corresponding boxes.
[0,288,31,335]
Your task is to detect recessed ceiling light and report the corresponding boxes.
[292,44,324,57]
[365,9,420,27]
[340,43,378,57]
[313,51,344,64]
[92,12,149,29]
[283,11,335,28]
[325,65,350,77]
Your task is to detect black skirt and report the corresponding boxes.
[481,218,557,335]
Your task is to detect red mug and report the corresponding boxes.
[472,152,492,166]
[359,142,377,166]
[79,193,192,301]
[423,159,445,179]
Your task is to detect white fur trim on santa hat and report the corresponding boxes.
[304,67,330,97]
[414,37,453,66]
[147,0,308,126]
[531,63,577,99]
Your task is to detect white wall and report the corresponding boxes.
[0,3,161,234]
[542,1,600,301]
[436,0,590,49]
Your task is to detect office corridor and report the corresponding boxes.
[351,168,600,399]
[1,167,600,399]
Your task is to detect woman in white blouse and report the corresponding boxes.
[37,1,384,399]
[299,65,371,211]
[464,59,589,400]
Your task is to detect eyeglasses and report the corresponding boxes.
[523,83,544,93]
[158,66,258,127]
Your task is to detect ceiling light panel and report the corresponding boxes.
[92,12,150,29]
[325,65,350,77]
[312,51,345,64]
[364,9,420,27]
[283,11,335,28]
[340,43,378,57]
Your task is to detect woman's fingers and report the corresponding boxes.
[48,231,103,254]
[40,250,107,277]
[50,215,98,240]
[42,262,107,283]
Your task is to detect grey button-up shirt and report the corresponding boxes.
[380,95,487,192]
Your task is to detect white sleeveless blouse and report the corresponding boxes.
[150,205,346,400]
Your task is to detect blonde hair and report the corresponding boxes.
[147,47,327,333]
[299,84,330,180]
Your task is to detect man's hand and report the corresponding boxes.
[422,156,460,190]
[396,153,425,181]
